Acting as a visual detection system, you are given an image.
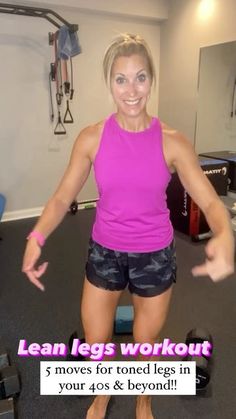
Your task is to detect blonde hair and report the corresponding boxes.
[103,33,156,89]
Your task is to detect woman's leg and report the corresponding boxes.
[81,277,123,419]
[132,285,173,419]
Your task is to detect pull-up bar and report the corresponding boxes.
[0,2,78,31]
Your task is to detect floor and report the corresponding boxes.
[0,209,235,418]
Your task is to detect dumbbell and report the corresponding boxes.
[0,398,15,418]
[183,328,213,390]
[69,201,78,215]
[66,331,86,361]
[0,347,20,400]
[0,366,20,400]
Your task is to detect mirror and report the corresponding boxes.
[195,40,236,154]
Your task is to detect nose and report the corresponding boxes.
[126,81,137,96]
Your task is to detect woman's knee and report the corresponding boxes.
[84,326,114,346]
[133,311,169,344]
[133,325,158,345]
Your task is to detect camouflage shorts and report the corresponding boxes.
[85,237,177,297]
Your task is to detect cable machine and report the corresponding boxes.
[0,2,78,31]
[0,2,81,134]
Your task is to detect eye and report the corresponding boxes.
[115,76,126,84]
[137,73,147,82]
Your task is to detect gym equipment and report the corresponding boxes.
[50,31,66,135]
[167,157,229,240]
[185,328,213,359]
[69,199,98,213]
[0,4,78,32]
[114,305,134,334]
[0,345,21,417]
[199,151,236,192]
[54,110,66,135]
[183,328,213,390]
[66,331,86,361]
[0,345,20,399]
[62,59,74,124]
[0,398,14,418]
[49,25,80,135]
[54,45,67,136]
[0,195,5,222]
[0,194,6,239]
[0,366,20,400]
[64,98,74,124]
[69,200,78,215]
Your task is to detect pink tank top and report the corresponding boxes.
[92,113,173,252]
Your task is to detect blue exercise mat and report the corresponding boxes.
[0,194,6,221]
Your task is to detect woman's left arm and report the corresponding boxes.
[164,128,235,282]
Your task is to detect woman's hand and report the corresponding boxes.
[22,238,48,291]
[191,233,235,282]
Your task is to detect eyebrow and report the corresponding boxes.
[137,69,147,74]
[114,69,147,76]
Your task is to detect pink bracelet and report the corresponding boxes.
[27,231,46,247]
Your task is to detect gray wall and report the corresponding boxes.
[4,0,236,220]
[25,0,169,21]
[1,1,166,220]
[159,0,236,142]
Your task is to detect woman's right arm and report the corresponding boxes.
[22,126,94,291]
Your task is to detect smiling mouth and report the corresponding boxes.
[124,99,141,106]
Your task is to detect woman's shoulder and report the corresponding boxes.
[79,119,106,140]
[160,120,196,170]
[160,120,194,151]
[74,119,106,148]
[160,120,179,139]
[74,119,107,163]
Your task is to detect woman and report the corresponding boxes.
[22,34,234,419]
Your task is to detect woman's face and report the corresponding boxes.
[110,54,152,118]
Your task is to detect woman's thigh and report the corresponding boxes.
[81,277,123,344]
[132,285,173,343]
